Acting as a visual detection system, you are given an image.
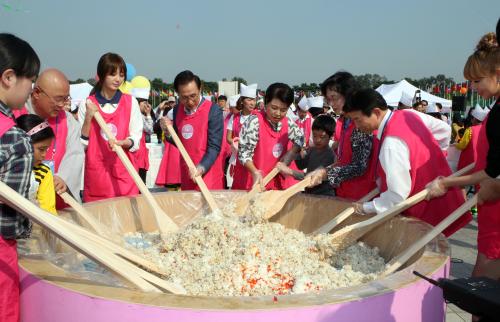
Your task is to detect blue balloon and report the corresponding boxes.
[125,63,136,81]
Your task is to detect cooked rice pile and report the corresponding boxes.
[125,208,385,296]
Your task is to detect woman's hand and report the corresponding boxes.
[306,168,327,187]
[425,176,447,200]
[251,170,264,192]
[276,161,293,177]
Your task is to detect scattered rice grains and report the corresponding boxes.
[125,204,386,297]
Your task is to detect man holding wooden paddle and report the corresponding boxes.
[159,70,225,191]
[308,88,471,237]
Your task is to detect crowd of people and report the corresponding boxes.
[0,19,499,321]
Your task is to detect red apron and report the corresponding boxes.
[175,100,224,190]
[46,111,69,209]
[12,106,28,119]
[335,116,377,200]
[134,132,150,170]
[83,94,139,202]
[232,110,289,190]
[474,110,500,259]
[378,110,471,237]
[155,140,181,185]
[457,124,482,171]
[0,237,19,322]
[0,114,20,322]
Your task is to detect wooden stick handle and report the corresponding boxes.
[248,167,280,197]
[93,112,178,234]
[331,162,476,239]
[57,192,106,235]
[165,124,219,213]
[312,188,378,235]
[383,196,477,276]
[0,181,161,292]
[383,170,496,276]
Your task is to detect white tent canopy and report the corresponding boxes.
[376,80,452,112]
[70,82,93,112]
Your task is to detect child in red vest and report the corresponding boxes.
[0,33,40,322]
[428,32,500,283]
[277,114,336,196]
[235,83,304,191]
[79,53,143,202]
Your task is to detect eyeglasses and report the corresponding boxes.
[37,86,71,106]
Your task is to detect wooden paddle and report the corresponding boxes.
[232,167,280,216]
[382,193,479,276]
[57,191,107,236]
[324,162,476,253]
[93,112,178,236]
[0,181,185,294]
[56,218,167,277]
[165,123,219,213]
[256,176,313,220]
[312,188,380,235]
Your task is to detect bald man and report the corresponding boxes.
[27,68,84,204]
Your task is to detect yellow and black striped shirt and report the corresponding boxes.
[33,164,57,215]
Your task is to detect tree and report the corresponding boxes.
[151,78,165,90]
[86,78,97,86]
[231,76,247,88]
[69,78,86,84]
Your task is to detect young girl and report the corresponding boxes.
[0,33,40,322]
[428,32,500,283]
[79,53,143,202]
[236,83,304,191]
[16,114,57,215]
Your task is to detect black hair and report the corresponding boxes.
[16,114,55,143]
[95,52,126,92]
[173,70,201,92]
[264,83,293,106]
[412,101,423,108]
[217,95,227,101]
[421,100,428,105]
[308,107,324,118]
[345,89,388,116]
[435,102,443,110]
[497,17,499,44]
[320,71,360,98]
[0,33,40,78]
[312,114,336,137]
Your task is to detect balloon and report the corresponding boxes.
[125,63,136,81]
[130,76,150,90]
[119,81,133,94]
[460,87,467,95]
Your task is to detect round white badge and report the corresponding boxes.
[100,123,118,141]
[181,124,194,139]
[272,143,283,158]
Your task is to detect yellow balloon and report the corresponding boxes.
[131,75,150,90]
[119,81,133,94]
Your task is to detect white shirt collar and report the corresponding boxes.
[377,110,392,140]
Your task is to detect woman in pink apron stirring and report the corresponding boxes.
[235,82,304,191]
[79,52,143,202]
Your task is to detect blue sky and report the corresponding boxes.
[1,0,499,87]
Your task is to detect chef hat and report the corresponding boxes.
[229,94,240,107]
[308,96,324,108]
[298,96,310,111]
[240,83,258,99]
[425,103,439,113]
[471,105,490,122]
[399,92,414,107]
[204,95,213,102]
